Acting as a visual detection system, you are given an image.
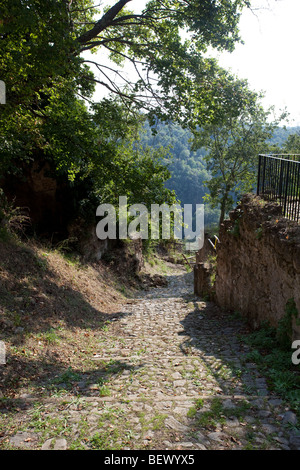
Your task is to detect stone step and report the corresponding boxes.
[8,393,273,405]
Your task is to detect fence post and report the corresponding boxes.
[262,155,266,196]
[257,154,262,196]
[278,158,284,205]
[283,159,290,218]
[256,154,300,223]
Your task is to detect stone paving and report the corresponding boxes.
[4,265,300,450]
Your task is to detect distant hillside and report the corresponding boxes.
[140,122,300,229]
[140,121,220,227]
[268,126,300,147]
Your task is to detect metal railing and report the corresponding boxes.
[257,154,300,223]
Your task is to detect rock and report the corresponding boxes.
[274,436,289,446]
[196,443,207,450]
[77,381,87,390]
[14,327,25,334]
[251,398,265,410]
[223,399,236,410]
[244,415,256,424]
[258,410,271,418]
[257,389,269,397]
[173,406,189,415]
[261,424,278,434]
[10,432,38,448]
[177,442,194,447]
[41,439,54,450]
[42,438,67,450]
[207,431,227,442]
[163,440,174,448]
[173,380,186,387]
[289,431,300,450]
[19,393,34,399]
[225,417,240,428]
[268,398,283,407]
[165,416,188,432]
[195,431,210,446]
[282,411,298,426]
[172,372,182,379]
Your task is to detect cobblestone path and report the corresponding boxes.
[4,265,300,450]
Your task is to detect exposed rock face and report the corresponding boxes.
[1,159,70,238]
[214,194,300,340]
[194,233,217,299]
[194,262,214,299]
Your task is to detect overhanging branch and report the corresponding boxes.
[77,0,133,45]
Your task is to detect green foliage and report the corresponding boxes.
[255,226,263,240]
[192,101,285,226]
[140,120,220,226]
[0,189,30,239]
[1,0,283,239]
[229,217,241,239]
[282,130,300,154]
[1,0,252,126]
[268,126,300,149]
[243,315,300,411]
[276,298,300,350]
[193,397,251,429]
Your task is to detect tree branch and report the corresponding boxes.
[77,0,133,45]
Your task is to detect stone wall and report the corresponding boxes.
[194,194,300,340]
[193,234,216,298]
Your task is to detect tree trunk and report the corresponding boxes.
[219,193,228,227]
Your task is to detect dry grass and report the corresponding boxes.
[0,237,129,398]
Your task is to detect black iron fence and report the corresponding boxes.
[257,154,300,223]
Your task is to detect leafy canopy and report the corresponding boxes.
[0,0,259,231]
[192,97,285,225]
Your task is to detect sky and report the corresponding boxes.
[91,0,300,126]
[215,0,300,126]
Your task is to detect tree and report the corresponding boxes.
[282,131,300,155]
[192,88,284,226]
[139,120,220,225]
[0,0,255,236]
[1,0,251,122]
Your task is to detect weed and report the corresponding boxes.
[97,377,111,396]
[229,218,241,238]
[98,385,111,397]
[255,226,263,240]
[195,398,225,428]
[277,298,300,349]
[242,317,300,417]
[150,413,168,430]
[89,429,120,450]
[119,285,127,295]
[0,189,31,239]
[187,398,204,418]
[104,360,131,374]
[52,367,81,389]
[37,328,60,344]
[10,311,22,327]
[34,254,48,271]
[225,400,251,419]
[100,321,111,332]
